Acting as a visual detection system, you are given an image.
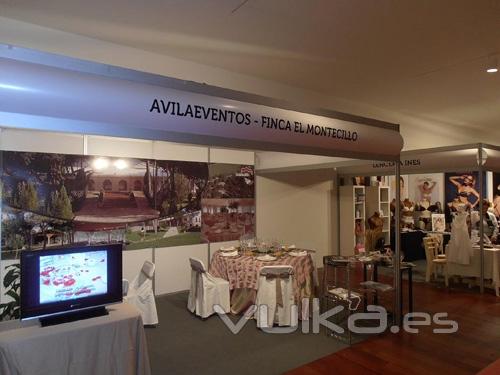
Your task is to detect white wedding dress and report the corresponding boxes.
[447,207,473,265]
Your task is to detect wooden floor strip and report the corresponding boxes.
[286,266,500,374]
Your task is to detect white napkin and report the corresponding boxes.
[282,244,296,250]
[220,246,236,252]
[328,287,361,299]
[220,250,238,257]
[289,250,307,257]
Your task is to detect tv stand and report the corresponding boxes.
[40,306,109,327]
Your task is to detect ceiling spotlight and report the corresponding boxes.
[93,157,109,170]
[486,55,498,73]
[113,159,128,170]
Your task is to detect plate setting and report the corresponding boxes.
[256,254,277,262]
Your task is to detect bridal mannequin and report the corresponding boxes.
[447,205,473,265]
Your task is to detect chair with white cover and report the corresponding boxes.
[187,258,230,318]
[254,265,297,329]
[124,260,159,326]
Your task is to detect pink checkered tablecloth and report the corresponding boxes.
[209,250,316,301]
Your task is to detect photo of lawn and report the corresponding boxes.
[125,231,202,250]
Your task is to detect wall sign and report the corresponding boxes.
[0,57,403,159]
[338,149,480,176]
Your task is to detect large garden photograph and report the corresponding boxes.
[0,152,209,254]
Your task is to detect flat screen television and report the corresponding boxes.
[21,243,122,325]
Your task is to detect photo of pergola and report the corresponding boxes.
[201,164,255,242]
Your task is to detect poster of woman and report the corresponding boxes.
[408,174,443,205]
[445,172,485,210]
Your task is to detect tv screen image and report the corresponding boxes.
[39,250,108,304]
[21,244,122,322]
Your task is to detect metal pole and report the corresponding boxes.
[394,160,402,326]
[208,147,212,267]
[336,170,341,256]
[478,147,485,293]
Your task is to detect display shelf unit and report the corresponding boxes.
[365,186,391,246]
[339,186,366,256]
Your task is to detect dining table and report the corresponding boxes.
[0,303,151,375]
[446,245,500,296]
[209,248,317,318]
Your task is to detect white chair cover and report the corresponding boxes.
[124,260,159,325]
[122,279,129,297]
[187,258,230,318]
[255,265,297,328]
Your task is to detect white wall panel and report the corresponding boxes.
[154,244,208,295]
[122,248,153,285]
[256,169,335,265]
[86,135,153,158]
[210,148,254,165]
[486,171,494,202]
[153,141,208,162]
[0,128,84,154]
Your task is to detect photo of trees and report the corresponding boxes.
[1,152,87,258]
[1,151,255,257]
[140,160,208,250]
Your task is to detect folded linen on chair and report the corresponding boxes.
[260,269,294,307]
[255,266,296,328]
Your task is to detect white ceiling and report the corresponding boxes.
[2,0,500,135]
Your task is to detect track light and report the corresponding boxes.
[113,159,128,170]
[93,157,109,170]
[486,55,498,73]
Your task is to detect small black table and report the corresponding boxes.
[362,261,414,318]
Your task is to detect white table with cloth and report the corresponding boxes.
[0,303,151,375]
[209,250,316,317]
[446,246,500,296]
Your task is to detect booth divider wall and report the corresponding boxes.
[256,168,336,265]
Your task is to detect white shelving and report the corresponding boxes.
[339,186,366,256]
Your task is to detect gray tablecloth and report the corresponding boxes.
[447,246,500,296]
[0,303,151,375]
